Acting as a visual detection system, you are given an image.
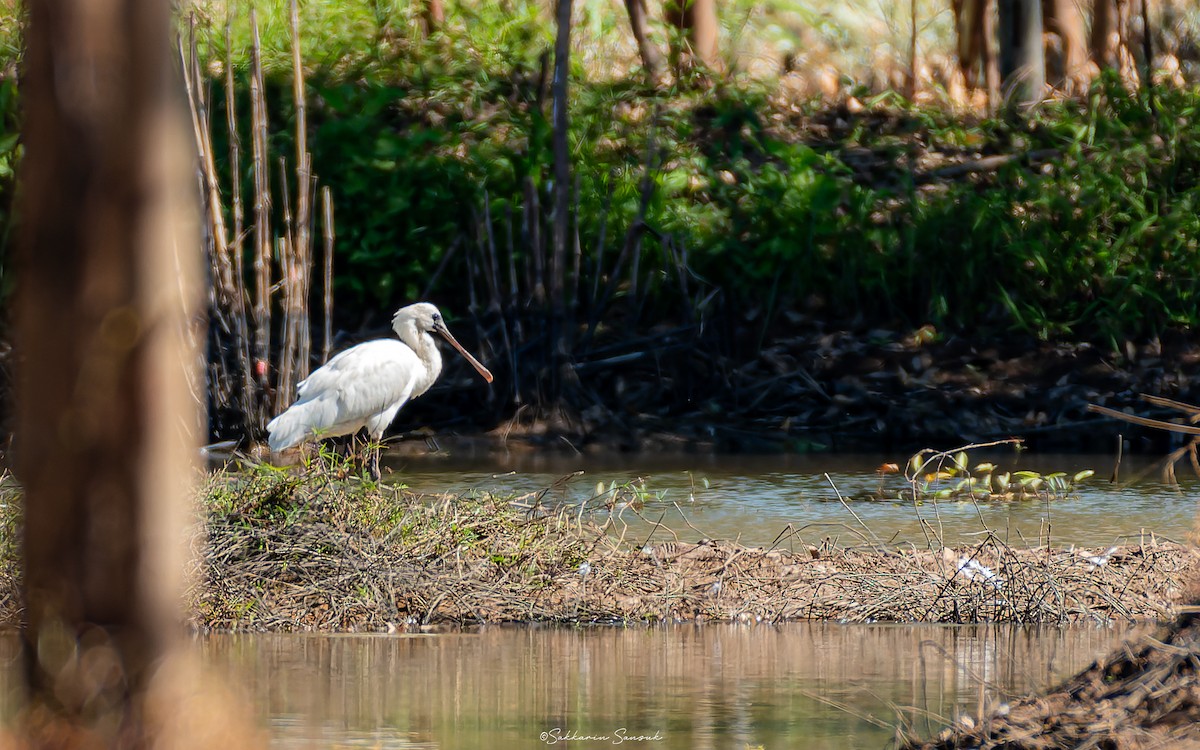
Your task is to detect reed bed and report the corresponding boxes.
[183,4,329,437]
[178,467,1198,632]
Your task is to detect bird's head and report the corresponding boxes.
[393,302,445,335]
[392,303,494,383]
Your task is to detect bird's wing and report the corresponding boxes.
[269,340,421,450]
[300,340,421,414]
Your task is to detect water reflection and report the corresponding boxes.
[380,450,1199,549]
[198,623,1140,750]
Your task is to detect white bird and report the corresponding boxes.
[267,302,493,478]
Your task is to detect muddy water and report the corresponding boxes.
[382,450,1199,550]
[192,623,1141,749]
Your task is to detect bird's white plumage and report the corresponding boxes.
[266,340,428,452]
[266,302,492,457]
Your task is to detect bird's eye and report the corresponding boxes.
[433,313,441,322]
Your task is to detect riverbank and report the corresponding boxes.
[7,469,1179,632]
[905,613,1200,749]
[0,468,1193,631]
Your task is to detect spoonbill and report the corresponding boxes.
[267,302,493,478]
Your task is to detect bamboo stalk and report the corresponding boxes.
[298,165,315,377]
[321,186,335,363]
[179,26,229,271]
[225,18,253,423]
[1141,0,1156,122]
[291,0,313,383]
[182,17,255,421]
[276,157,297,409]
[503,203,524,346]
[249,9,272,426]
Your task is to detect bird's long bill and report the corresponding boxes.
[436,324,494,383]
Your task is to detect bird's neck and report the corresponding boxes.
[399,325,443,394]
[419,333,443,389]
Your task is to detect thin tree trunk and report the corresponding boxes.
[1043,0,1089,92]
[15,0,209,744]
[421,0,445,36]
[998,0,1045,109]
[623,0,664,84]
[1091,0,1120,68]
[952,0,1000,109]
[1140,0,1156,119]
[690,0,719,68]
[666,0,719,74]
[907,0,919,100]
[1092,0,1139,85]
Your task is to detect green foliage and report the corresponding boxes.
[4,8,1200,359]
[236,69,1200,343]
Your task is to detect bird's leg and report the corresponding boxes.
[366,441,381,482]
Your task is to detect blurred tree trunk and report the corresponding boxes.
[1042,0,1089,92]
[421,0,444,36]
[1091,0,1121,67]
[952,0,1001,109]
[666,0,719,74]
[907,0,919,100]
[1091,0,1139,83]
[15,0,207,746]
[998,0,1045,108]
[623,0,665,84]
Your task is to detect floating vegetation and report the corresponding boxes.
[862,440,1095,503]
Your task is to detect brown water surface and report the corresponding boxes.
[186,623,1140,749]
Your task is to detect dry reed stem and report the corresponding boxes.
[223,18,253,419]
[249,9,272,425]
[321,186,335,363]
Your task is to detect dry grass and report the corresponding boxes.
[0,465,1190,631]
[181,465,1199,632]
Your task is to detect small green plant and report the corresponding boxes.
[590,477,666,512]
[876,444,1096,503]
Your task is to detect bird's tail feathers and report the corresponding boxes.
[267,405,316,453]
